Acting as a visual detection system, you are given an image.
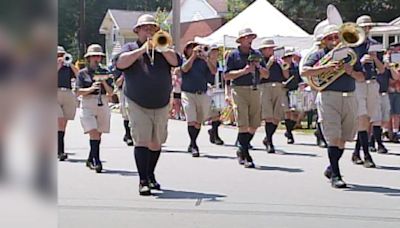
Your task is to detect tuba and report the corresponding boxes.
[302,5,365,91]
[147,30,172,65]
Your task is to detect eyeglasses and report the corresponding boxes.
[325,34,339,41]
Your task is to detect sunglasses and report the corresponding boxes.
[325,34,339,41]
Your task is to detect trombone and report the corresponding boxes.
[146,30,172,65]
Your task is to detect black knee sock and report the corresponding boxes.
[211,121,220,137]
[123,120,131,138]
[369,133,375,147]
[284,119,291,133]
[134,146,150,182]
[248,133,254,145]
[328,146,342,177]
[188,126,200,148]
[238,133,252,161]
[89,140,101,163]
[359,131,371,159]
[265,123,277,144]
[148,149,161,181]
[373,126,384,148]
[354,136,361,156]
[58,131,65,155]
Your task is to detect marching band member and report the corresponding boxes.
[388,42,400,142]
[181,41,218,157]
[57,46,79,161]
[171,67,184,120]
[75,44,114,173]
[370,49,400,152]
[113,64,134,146]
[302,25,364,188]
[116,14,181,195]
[282,49,302,144]
[259,39,289,153]
[225,28,267,168]
[352,15,386,168]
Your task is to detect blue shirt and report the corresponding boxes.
[75,66,113,95]
[260,57,285,84]
[377,69,393,93]
[284,63,302,91]
[181,58,213,93]
[303,48,362,92]
[58,66,75,89]
[354,37,382,80]
[117,41,182,109]
[225,47,265,86]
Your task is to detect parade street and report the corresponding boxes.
[59,113,400,228]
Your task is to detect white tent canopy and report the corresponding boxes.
[195,0,313,50]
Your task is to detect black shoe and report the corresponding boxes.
[58,153,68,161]
[236,150,245,165]
[123,135,128,142]
[149,179,161,190]
[351,154,363,165]
[262,138,269,151]
[139,182,151,196]
[363,157,376,168]
[267,144,275,154]
[377,146,388,154]
[331,176,347,188]
[214,136,224,145]
[208,129,216,144]
[369,146,377,153]
[94,162,103,173]
[284,132,294,144]
[86,159,95,169]
[192,147,200,157]
[244,161,255,168]
[188,145,193,153]
[324,166,332,179]
[126,138,134,146]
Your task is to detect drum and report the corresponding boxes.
[210,89,226,110]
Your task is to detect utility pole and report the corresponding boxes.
[79,0,86,59]
[172,0,181,52]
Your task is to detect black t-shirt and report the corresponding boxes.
[354,38,382,80]
[284,63,302,91]
[260,57,285,84]
[225,47,265,86]
[113,68,124,90]
[75,66,113,95]
[377,69,393,93]
[58,66,75,89]
[117,41,182,109]
[181,58,213,93]
[303,48,361,92]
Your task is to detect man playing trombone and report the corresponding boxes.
[302,25,364,188]
[116,14,181,196]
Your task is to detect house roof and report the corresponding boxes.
[390,16,400,25]
[99,9,156,33]
[206,0,228,14]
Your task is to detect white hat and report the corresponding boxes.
[84,44,105,58]
[133,14,160,33]
[235,28,257,43]
[356,15,374,27]
[58,46,66,54]
[321,24,339,40]
[258,39,277,49]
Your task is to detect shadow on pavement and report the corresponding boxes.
[255,165,304,173]
[386,152,400,156]
[64,158,107,164]
[276,150,318,157]
[201,154,237,160]
[153,189,226,201]
[162,149,190,154]
[346,184,400,197]
[377,165,400,171]
[101,169,138,176]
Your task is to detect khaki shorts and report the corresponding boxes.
[260,83,287,120]
[231,86,261,128]
[127,98,169,145]
[355,80,381,122]
[79,95,111,133]
[57,89,77,120]
[118,90,129,120]
[380,93,391,122]
[181,92,211,123]
[318,91,357,144]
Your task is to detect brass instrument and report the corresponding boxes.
[390,62,400,70]
[281,62,290,71]
[147,30,172,65]
[93,64,110,106]
[63,53,73,66]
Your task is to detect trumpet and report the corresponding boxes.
[390,62,400,70]
[147,30,172,65]
[93,64,111,107]
[63,53,73,66]
[280,62,290,71]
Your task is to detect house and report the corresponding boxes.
[370,17,400,48]
[99,0,227,63]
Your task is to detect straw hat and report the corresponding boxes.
[356,15,374,27]
[235,28,257,43]
[321,24,339,40]
[84,44,105,58]
[133,14,160,33]
[258,39,277,49]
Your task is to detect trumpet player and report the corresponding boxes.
[57,46,79,161]
[116,14,181,195]
[352,15,386,167]
[225,28,268,168]
[259,39,289,153]
[181,41,219,157]
[302,25,364,188]
[75,44,114,173]
[388,42,400,142]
